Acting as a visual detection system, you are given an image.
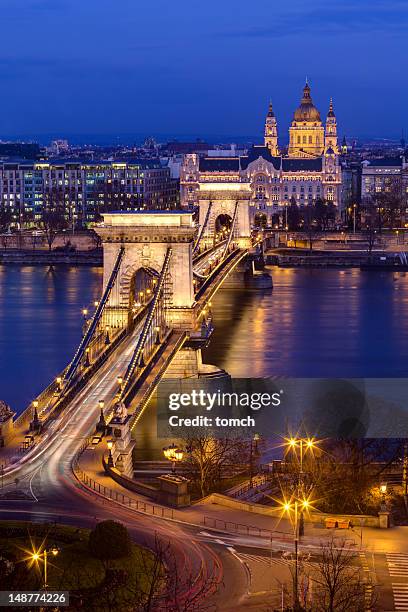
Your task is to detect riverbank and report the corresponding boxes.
[0,249,102,265]
[265,248,408,268]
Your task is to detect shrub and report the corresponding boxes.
[88,520,131,561]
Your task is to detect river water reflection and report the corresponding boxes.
[2,265,408,417]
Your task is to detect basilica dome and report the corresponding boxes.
[293,83,321,123]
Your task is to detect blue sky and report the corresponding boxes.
[0,0,406,142]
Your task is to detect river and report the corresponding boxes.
[1,265,408,415]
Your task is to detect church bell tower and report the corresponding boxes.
[324,98,338,153]
[264,101,279,156]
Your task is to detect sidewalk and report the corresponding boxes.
[75,444,363,547]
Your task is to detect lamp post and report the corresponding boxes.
[286,437,316,478]
[281,497,310,611]
[380,482,387,509]
[163,443,184,474]
[30,547,59,590]
[285,437,317,537]
[249,433,260,488]
[107,440,114,467]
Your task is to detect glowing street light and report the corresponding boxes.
[280,495,313,610]
[29,546,59,590]
[284,436,318,473]
[107,439,114,467]
[163,443,184,474]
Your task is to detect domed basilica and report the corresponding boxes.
[181,82,343,224]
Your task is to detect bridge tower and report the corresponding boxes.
[197,184,252,250]
[96,211,196,331]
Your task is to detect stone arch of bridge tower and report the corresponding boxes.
[119,260,171,308]
[199,198,251,248]
[207,201,237,237]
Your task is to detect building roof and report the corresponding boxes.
[282,158,323,172]
[199,157,240,172]
[0,158,164,169]
[293,82,321,123]
[240,146,281,170]
[199,146,324,174]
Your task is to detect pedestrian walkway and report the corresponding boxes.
[387,553,408,577]
[359,551,373,611]
[237,552,289,569]
[386,553,408,611]
[392,584,408,611]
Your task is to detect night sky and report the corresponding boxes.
[0,0,406,142]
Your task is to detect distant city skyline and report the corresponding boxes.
[0,0,406,141]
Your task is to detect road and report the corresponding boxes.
[0,318,250,609]
[1,301,408,608]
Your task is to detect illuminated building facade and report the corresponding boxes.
[0,159,177,226]
[181,82,342,224]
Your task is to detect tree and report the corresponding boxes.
[40,210,68,251]
[182,436,249,498]
[89,520,132,562]
[302,205,317,252]
[301,438,403,516]
[309,537,370,612]
[361,198,378,257]
[287,198,301,231]
[314,198,329,230]
[0,207,13,232]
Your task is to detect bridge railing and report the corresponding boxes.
[14,322,127,430]
[63,246,125,391]
[119,247,172,401]
[194,246,246,301]
[72,442,174,520]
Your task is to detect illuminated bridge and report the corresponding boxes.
[5,205,269,477]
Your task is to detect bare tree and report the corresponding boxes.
[40,210,68,251]
[302,205,317,252]
[182,436,249,498]
[0,207,13,232]
[308,537,371,612]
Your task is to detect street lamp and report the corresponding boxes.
[249,433,260,487]
[30,546,59,590]
[155,325,161,345]
[105,325,110,345]
[163,443,184,474]
[285,437,317,474]
[380,482,387,507]
[280,496,312,611]
[107,439,114,467]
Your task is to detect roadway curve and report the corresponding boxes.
[0,321,249,610]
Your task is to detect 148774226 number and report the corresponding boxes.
[0,592,69,607]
